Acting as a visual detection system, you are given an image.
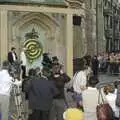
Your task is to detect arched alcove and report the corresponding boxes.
[8,11,66,69]
[9,12,61,54]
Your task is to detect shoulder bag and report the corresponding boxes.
[96,89,114,120]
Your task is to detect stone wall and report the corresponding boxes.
[85,0,96,56]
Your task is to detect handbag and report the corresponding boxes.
[96,89,114,120]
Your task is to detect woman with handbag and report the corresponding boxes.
[73,58,88,108]
[104,84,119,119]
[96,85,115,120]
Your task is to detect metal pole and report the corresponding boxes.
[112,0,114,52]
[96,0,99,55]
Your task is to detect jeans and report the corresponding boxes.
[49,99,66,120]
[0,95,10,120]
[72,92,82,103]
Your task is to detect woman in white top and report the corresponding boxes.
[104,84,119,119]
[73,58,88,107]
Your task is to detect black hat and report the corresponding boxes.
[43,53,49,56]
[11,47,16,51]
[52,56,58,61]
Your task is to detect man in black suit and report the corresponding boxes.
[25,68,58,120]
[8,47,17,64]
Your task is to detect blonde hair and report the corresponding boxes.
[63,108,84,120]
[104,84,115,94]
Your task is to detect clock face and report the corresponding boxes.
[24,39,43,63]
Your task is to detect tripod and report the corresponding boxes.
[11,82,25,120]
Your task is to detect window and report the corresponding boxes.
[116,21,119,31]
[104,15,109,29]
[104,0,107,7]
[114,40,118,51]
[118,40,120,51]
[108,2,111,8]
[106,38,112,52]
[119,21,120,31]
[110,16,112,28]
[90,0,92,8]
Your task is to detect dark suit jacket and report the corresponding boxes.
[28,77,58,111]
[50,73,70,99]
[8,52,17,64]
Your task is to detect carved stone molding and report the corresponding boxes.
[11,12,60,41]
[65,0,84,8]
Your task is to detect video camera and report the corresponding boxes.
[8,61,21,79]
[66,87,74,93]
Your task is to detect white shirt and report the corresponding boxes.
[0,70,13,96]
[12,52,17,62]
[82,87,99,112]
[86,67,92,75]
[82,87,98,120]
[106,91,119,118]
[73,70,87,94]
[20,51,27,66]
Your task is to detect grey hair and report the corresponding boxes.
[2,60,10,70]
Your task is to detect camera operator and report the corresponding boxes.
[0,61,14,120]
[0,60,22,120]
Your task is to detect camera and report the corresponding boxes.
[67,87,74,93]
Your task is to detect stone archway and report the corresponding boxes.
[11,12,60,53]
[8,11,66,69]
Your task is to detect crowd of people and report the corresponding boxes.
[0,47,120,120]
[66,55,120,120]
[98,52,120,75]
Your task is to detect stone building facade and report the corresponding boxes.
[96,0,106,53]
[104,0,120,52]
[67,0,97,57]
[98,0,120,53]
[0,0,97,76]
[84,0,97,55]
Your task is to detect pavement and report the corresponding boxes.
[99,73,120,82]
[97,73,120,88]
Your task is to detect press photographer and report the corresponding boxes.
[0,61,14,120]
[0,60,21,120]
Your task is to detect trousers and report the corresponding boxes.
[49,99,66,120]
[29,110,49,120]
[21,65,26,79]
[0,95,10,120]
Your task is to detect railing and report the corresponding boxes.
[103,8,113,15]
